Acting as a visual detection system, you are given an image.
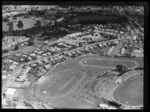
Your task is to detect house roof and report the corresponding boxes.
[5,88,17,96]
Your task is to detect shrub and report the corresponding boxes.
[17,20,24,28]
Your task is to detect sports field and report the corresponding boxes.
[27,55,142,109]
[113,74,143,106]
[80,58,137,69]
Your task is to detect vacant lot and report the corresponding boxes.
[28,55,141,109]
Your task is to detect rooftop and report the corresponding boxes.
[5,88,17,96]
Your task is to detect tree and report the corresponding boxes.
[34,20,41,27]
[17,20,24,28]
[13,16,17,20]
[3,49,9,53]
[8,21,14,31]
[3,17,9,22]
[116,65,128,76]
[14,45,19,51]
[28,39,34,46]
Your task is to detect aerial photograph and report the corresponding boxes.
[2,3,144,109]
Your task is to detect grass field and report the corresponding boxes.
[27,55,142,109]
[3,16,50,31]
[113,74,143,106]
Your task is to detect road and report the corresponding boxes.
[122,7,139,36]
[44,37,130,59]
[112,38,123,56]
[2,64,23,94]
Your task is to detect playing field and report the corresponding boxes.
[113,74,143,106]
[27,55,142,108]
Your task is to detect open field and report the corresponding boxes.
[113,74,143,106]
[3,16,50,31]
[27,55,142,109]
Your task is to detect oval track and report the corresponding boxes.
[112,73,143,107]
[79,58,138,69]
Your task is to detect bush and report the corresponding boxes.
[3,49,9,53]
[8,22,14,31]
[17,20,24,28]
[3,18,9,22]
[14,45,19,51]
[34,20,41,27]
[28,39,34,46]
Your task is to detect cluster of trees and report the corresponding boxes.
[7,20,24,32]
[28,10,45,16]
[13,45,19,51]
[107,100,122,109]
[34,20,41,27]
[7,21,13,31]
[3,49,9,53]
[115,65,128,76]
[28,38,34,46]
[17,20,24,28]
[3,17,9,22]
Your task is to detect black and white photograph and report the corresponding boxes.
[2,2,145,109]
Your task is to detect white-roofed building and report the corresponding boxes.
[99,103,109,109]
[15,104,28,109]
[107,46,115,56]
[121,47,126,55]
[2,98,7,105]
[132,48,143,58]
[5,88,17,98]
[66,32,82,38]
[115,77,123,85]
[45,64,51,70]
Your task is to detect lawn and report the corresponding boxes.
[3,16,50,31]
[113,74,143,106]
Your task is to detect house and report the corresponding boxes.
[115,78,123,85]
[99,103,109,109]
[39,67,46,73]
[92,32,102,40]
[9,81,23,88]
[45,64,51,70]
[107,46,115,56]
[133,48,143,58]
[121,47,126,55]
